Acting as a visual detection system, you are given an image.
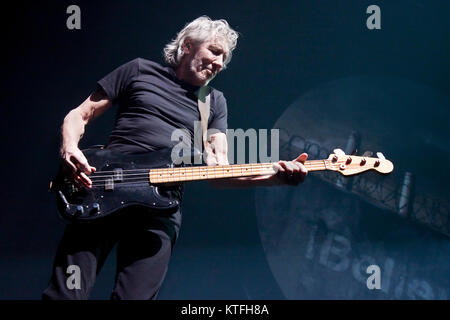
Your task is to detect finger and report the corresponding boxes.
[72,174,84,188]
[274,162,287,172]
[79,172,93,187]
[280,161,299,176]
[292,161,302,172]
[272,162,284,173]
[78,161,93,175]
[72,155,94,174]
[285,161,299,173]
[287,163,307,184]
[294,153,308,163]
[62,156,78,173]
[279,161,289,171]
[298,163,308,174]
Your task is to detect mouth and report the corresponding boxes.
[196,64,216,81]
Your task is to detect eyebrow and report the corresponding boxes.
[209,44,224,51]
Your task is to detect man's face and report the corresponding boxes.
[180,38,228,86]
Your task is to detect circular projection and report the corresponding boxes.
[255,76,450,299]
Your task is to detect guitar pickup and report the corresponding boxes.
[105,178,114,191]
[113,168,123,182]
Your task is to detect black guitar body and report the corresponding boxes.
[52,146,184,223]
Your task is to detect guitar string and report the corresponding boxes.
[90,166,272,178]
[74,157,383,176]
[90,171,277,186]
[87,160,336,176]
[87,161,370,181]
[87,162,336,181]
[85,164,276,175]
[81,160,332,175]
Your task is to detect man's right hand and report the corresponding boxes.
[60,146,96,189]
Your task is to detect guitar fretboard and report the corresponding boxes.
[149,160,330,183]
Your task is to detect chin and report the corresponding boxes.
[194,75,210,86]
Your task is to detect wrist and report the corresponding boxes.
[60,141,78,155]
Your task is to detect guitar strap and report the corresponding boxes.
[196,85,211,154]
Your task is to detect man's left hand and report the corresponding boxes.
[271,153,308,186]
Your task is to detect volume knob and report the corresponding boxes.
[75,205,84,215]
[91,203,100,214]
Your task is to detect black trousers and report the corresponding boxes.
[42,206,182,300]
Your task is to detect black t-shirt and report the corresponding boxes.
[97,58,228,154]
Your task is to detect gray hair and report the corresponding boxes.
[163,16,239,69]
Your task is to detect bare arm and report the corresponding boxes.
[60,88,112,188]
[206,132,308,189]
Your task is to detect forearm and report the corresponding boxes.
[60,90,110,153]
[60,109,89,153]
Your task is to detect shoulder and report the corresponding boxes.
[209,87,227,106]
[134,58,169,74]
[103,58,141,79]
[209,86,225,100]
[109,57,166,73]
[118,57,141,70]
[208,87,227,118]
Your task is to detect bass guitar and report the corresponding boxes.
[50,146,393,223]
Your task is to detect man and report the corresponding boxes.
[42,16,308,300]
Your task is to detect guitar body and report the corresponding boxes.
[52,146,183,223]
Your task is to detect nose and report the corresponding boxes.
[212,54,224,71]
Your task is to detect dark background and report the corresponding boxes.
[1,0,449,299]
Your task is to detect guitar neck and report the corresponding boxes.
[149,160,329,183]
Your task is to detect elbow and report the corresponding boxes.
[79,106,94,125]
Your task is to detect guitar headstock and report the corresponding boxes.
[327,149,394,176]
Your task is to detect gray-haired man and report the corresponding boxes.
[43,16,307,300]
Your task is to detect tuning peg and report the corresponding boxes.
[376,152,386,160]
[362,151,373,157]
[333,148,345,156]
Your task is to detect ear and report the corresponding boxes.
[182,39,192,54]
